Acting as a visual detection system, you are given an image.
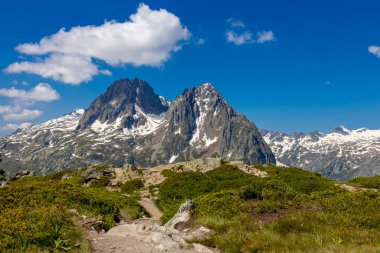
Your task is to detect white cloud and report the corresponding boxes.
[1,122,32,131]
[0,105,42,121]
[0,83,60,102]
[0,105,17,115]
[196,38,206,45]
[257,30,276,44]
[11,80,29,86]
[3,109,42,121]
[5,4,190,85]
[6,54,109,85]
[369,46,380,57]
[226,31,253,45]
[227,18,246,28]
[225,17,275,46]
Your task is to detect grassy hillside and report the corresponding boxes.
[0,169,145,253]
[157,163,380,253]
[348,175,380,189]
[2,163,379,253]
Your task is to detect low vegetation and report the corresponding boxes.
[157,163,380,252]
[348,175,380,189]
[2,162,380,253]
[120,178,144,197]
[0,169,145,253]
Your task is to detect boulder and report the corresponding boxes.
[103,168,116,177]
[10,170,35,181]
[61,174,73,180]
[81,168,102,183]
[1,180,8,188]
[164,199,195,230]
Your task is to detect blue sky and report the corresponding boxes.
[1,0,380,136]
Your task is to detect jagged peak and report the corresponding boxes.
[77,78,167,130]
[177,82,222,102]
[72,108,85,115]
[330,125,351,135]
[196,82,218,93]
[200,82,214,88]
[353,127,369,133]
[189,83,222,101]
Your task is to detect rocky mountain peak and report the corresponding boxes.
[159,82,274,164]
[77,78,168,131]
[330,125,351,135]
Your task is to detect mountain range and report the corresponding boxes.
[0,78,275,175]
[2,78,380,180]
[261,126,380,180]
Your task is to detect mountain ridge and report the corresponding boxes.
[261,126,380,179]
[0,78,275,175]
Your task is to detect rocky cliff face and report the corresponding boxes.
[261,126,380,180]
[151,83,275,164]
[0,78,274,175]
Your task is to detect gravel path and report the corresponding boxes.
[86,194,216,253]
[139,197,162,219]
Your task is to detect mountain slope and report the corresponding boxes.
[261,126,380,180]
[0,78,274,175]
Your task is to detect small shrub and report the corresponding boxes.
[90,176,110,188]
[120,179,144,194]
[161,169,175,177]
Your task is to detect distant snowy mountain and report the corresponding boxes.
[261,126,380,180]
[0,78,274,175]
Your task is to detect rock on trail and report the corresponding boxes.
[88,200,218,253]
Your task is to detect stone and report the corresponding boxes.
[81,168,102,183]
[193,243,215,253]
[10,170,35,181]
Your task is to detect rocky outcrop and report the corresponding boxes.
[164,200,195,230]
[0,169,8,187]
[81,168,103,183]
[10,170,35,181]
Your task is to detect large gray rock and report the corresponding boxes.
[81,168,102,183]
[164,200,195,230]
[0,169,8,187]
[10,170,35,181]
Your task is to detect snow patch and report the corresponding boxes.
[91,120,109,132]
[204,135,218,147]
[123,105,166,136]
[174,127,181,135]
[169,154,179,163]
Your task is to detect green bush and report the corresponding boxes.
[120,179,144,194]
[90,175,111,188]
[161,169,175,177]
